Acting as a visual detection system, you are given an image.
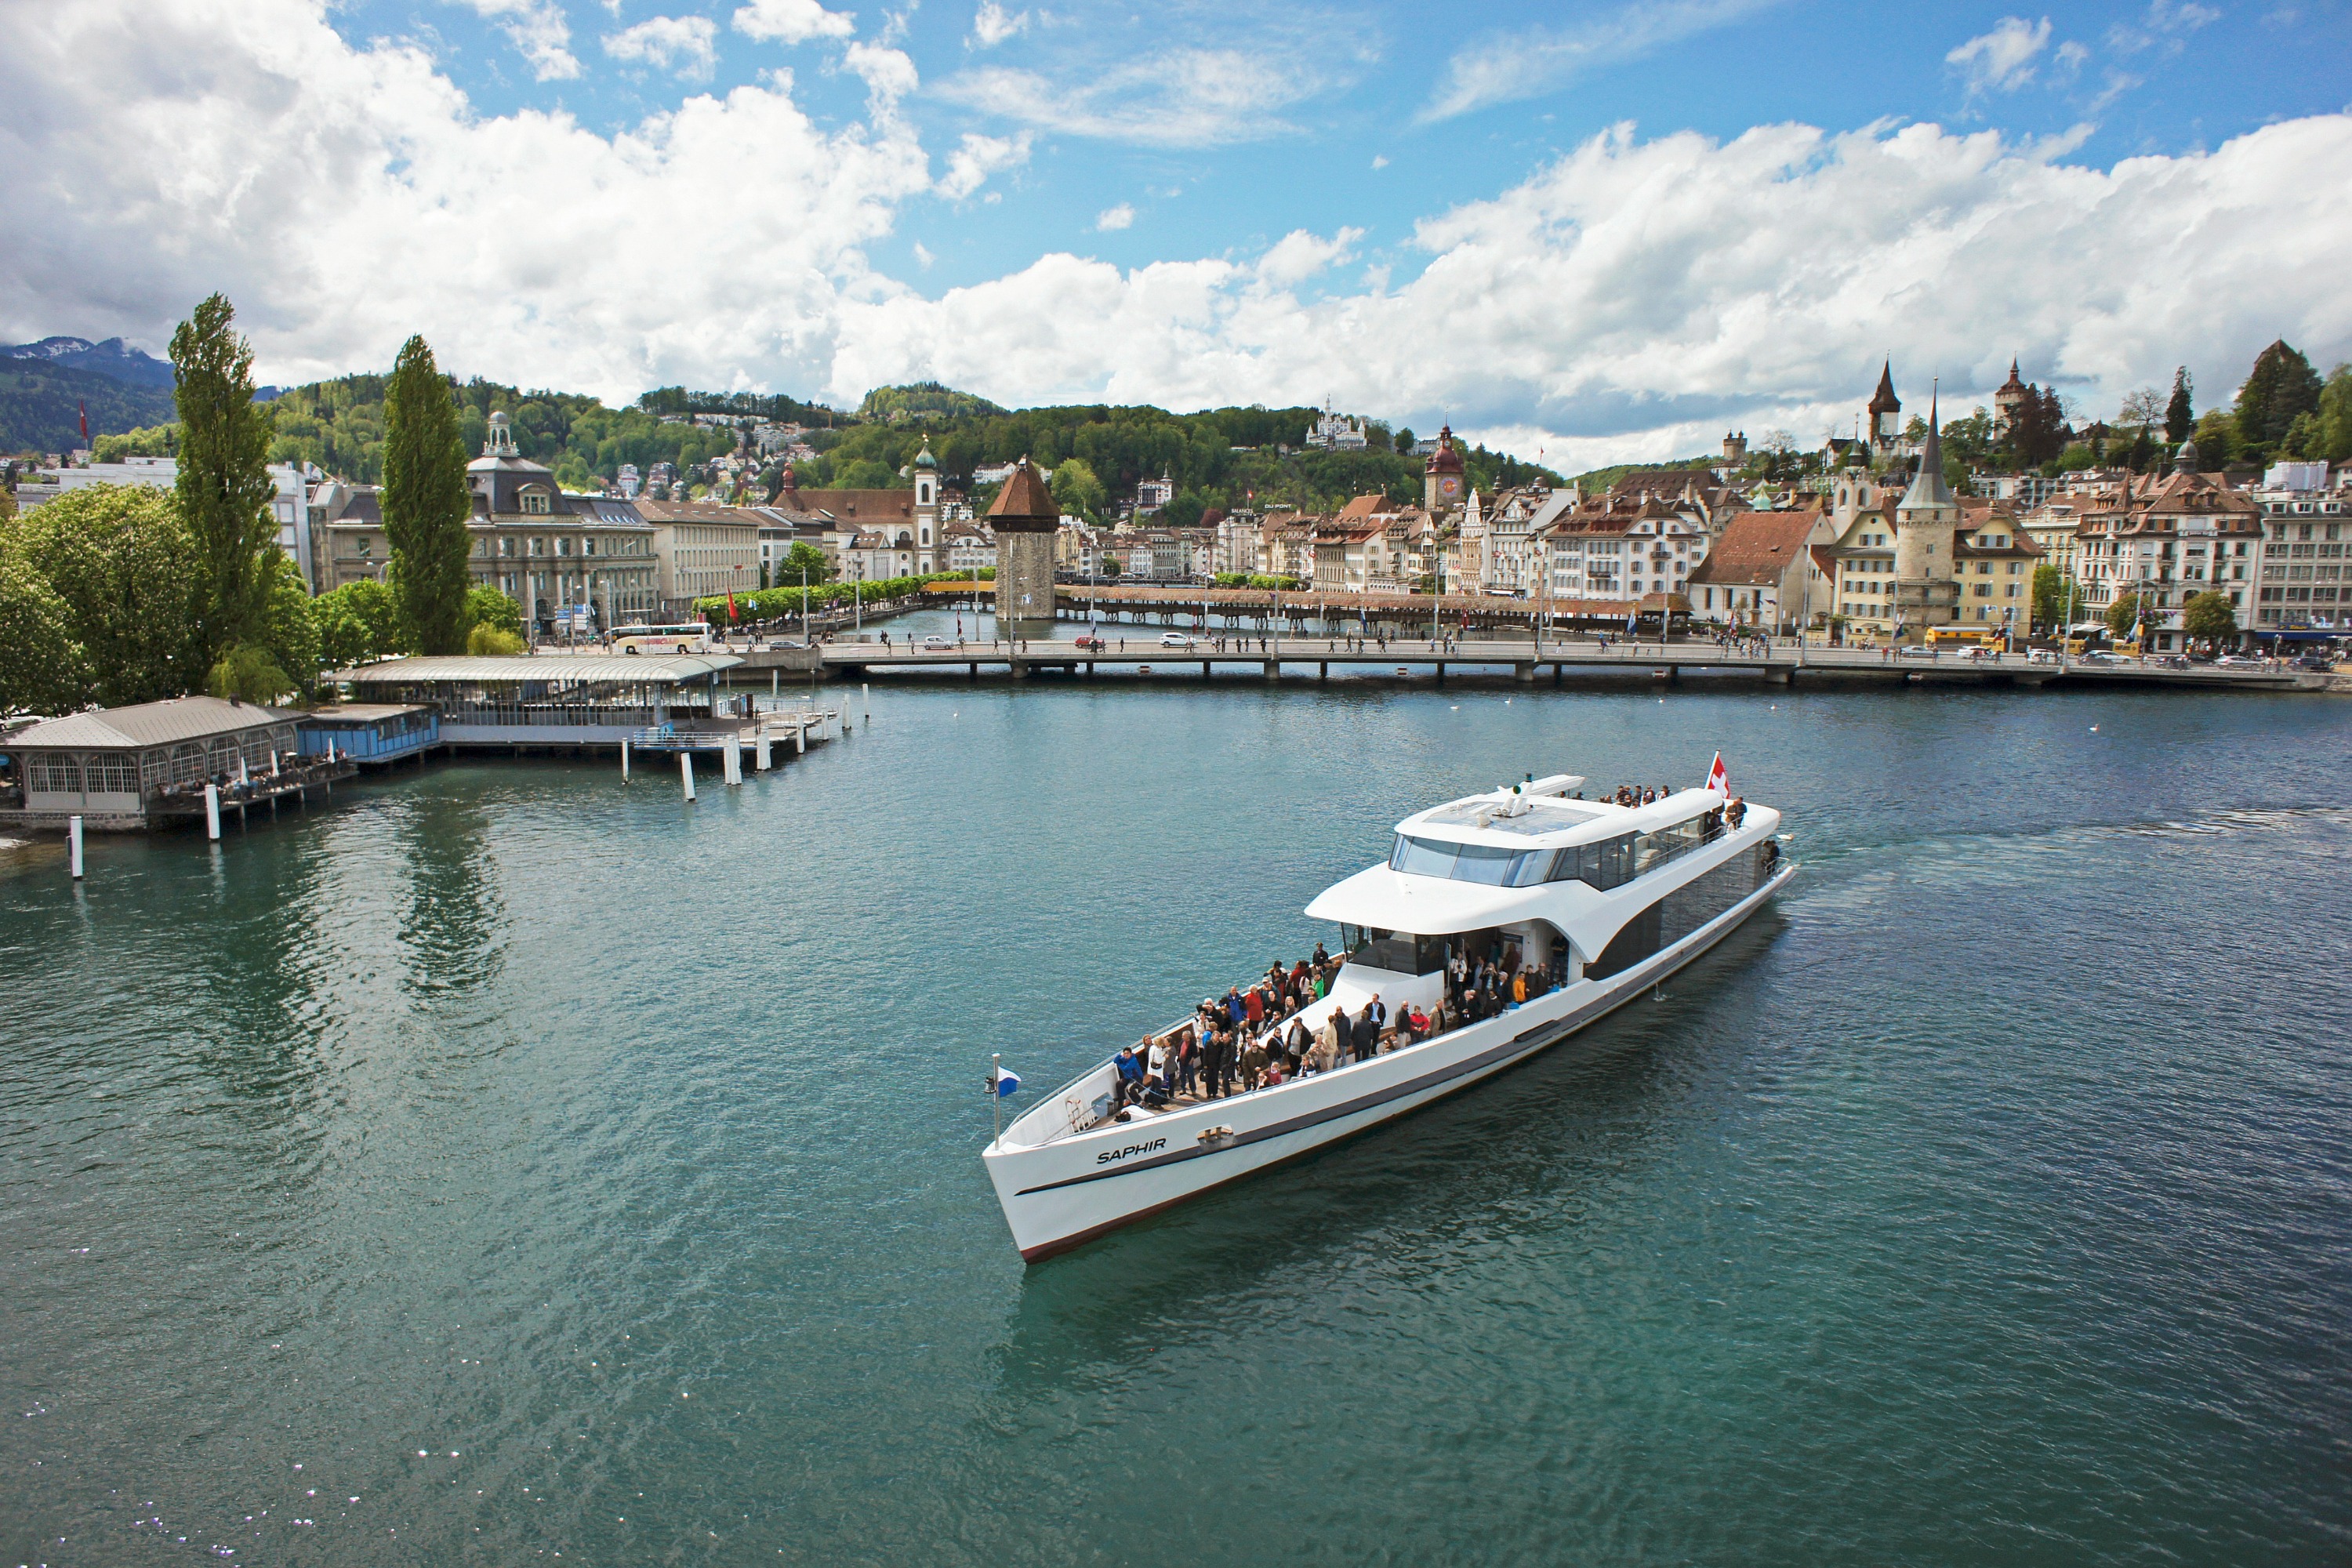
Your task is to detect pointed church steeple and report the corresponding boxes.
[1900,383,1956,510]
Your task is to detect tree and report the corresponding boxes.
[2010,385,2067,468]
[170,294,278,662]
[2191,407,2238,467]
[832,457,895,489]
[206,644,294,705]
[463,584,524,638]
[0,552,91,716]
[2235,339,2323,448]
[1049,456,1107,521]
[466,623,524,655]
[2117,387,2165,430]
[2106,588,2158,638]
[313,579,405,668]
[381,336,474,654]
[2165,367,2194,442]
[4,482,204,706]
[259,553,319,696]
[2315,364,2352,461]
[2031,564,2076,631]
[775,539,833,586]
[2181,590,2237,643]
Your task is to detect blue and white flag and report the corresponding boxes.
[991,1065,1022,1098]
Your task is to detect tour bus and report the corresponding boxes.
[1926,625,2000,648]
[612,621,714,654]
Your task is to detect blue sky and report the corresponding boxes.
[345,0,2351,295]
[6,0,2350,465]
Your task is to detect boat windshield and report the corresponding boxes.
[1338,925,1450,975]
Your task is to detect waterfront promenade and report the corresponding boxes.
[808,634,2332,691]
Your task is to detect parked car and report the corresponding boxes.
[1159,631,1196,649]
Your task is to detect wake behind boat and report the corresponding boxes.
[983,758,1793,1262]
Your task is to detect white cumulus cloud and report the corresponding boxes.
[732,0,857,44]
[1947,16,2054,95]
[938,130,1032,199]
[833,117,2352,470]
[0,0,929,401]
[970,0,1026,46]
[1255,227,1362,286]
[452,0,582,80]
[1095,202,1134,231]
[603,15,718,79]
[843,39,918,111]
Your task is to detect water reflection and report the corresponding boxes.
[396,792,506,996]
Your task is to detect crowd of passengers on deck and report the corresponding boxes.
[1106,932,1582,1120]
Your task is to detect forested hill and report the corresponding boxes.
[89,368,1567,521]
[0,359,178,453]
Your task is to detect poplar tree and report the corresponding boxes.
[170,294,279,663]
[381,335,474,654]
[2164,368,2194,443]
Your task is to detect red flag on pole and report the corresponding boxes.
[78,401,89,441]
[726,590,738,622]
[1705,752,1729,794]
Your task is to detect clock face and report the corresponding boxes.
[1439,476,1461,499]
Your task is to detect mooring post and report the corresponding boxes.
[725,736,743,786]
[756,730,772,771]
[797,720,807,754]
[205,782,222,841]
[621,736,630,782]
[67,815,83,880]
[681,753,696,802]
[862,682,871,725]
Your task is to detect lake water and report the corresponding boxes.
[4,674,2350,1565]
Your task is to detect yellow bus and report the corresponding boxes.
[1926,625,1998,647]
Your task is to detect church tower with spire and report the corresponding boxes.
[1868,360,1904,448]
[1890,387,1962,640]
[1993,358,2029,436]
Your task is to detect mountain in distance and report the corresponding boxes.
[0,358,180,455]
[3,335,177,390]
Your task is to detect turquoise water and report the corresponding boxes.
[3,679,2350,1565]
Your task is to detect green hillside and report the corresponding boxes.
[0,360,179,454]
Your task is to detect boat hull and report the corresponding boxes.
[985,861,1795,1262]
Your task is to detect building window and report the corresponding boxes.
[521,490,552,515]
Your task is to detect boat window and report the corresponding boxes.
[1547,833,1636,890]
[1634,812,1716,875]
[1339,925,1450,975]
[1390,835,1557,886]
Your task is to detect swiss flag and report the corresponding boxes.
[1704,752,1729,794]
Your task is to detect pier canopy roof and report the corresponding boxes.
[5,695,296,751]
[330,654,743,686]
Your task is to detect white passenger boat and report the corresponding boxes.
[983,764,1793,1261]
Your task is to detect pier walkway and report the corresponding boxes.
[815,637,2326,691]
